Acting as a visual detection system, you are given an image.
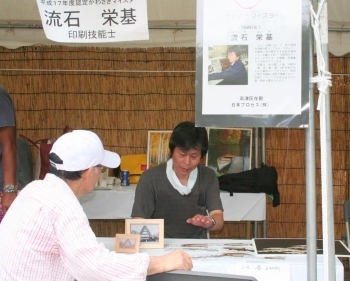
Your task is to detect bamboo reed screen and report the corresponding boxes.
[0,46,349,241]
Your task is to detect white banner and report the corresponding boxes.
[35,0,149,43]
[201,0,302,116]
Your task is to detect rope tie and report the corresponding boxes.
[309,72,332,110]
[172,22,183,42]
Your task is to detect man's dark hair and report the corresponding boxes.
[169,121,208,158]
[227,45,241,57]
[48,152,86,180]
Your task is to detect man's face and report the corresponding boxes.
[227,51,239,64]
[172,147,201,179]
[87,166,102,194]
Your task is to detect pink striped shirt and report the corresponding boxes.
[0,174,149,281]
[0,193,3,223]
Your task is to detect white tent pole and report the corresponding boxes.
[320,28,336,281]
[314,0,336,280]
[306,7,317,279]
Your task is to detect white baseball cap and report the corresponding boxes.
[50,130,120,171]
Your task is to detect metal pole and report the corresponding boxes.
[253,128,259,238]
[306,6,317,279]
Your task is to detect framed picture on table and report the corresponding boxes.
[206,127,252,176]
[114,234,141,254]
[125,219,164,249]
[147,130,172,169]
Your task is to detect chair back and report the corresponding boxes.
[147,270,257,281]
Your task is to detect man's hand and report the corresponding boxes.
[148,249,193,276]
[186,214,213,229]
[1,192,17,215]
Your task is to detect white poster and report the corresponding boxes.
[35,0,149,43]
[202,0,302,115]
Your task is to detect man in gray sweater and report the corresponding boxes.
[132,121,224,238]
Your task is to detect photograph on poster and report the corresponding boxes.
[147,130,172,169]
[206,127,252,175]
[208,45,248,86]
[114,234,140,254]
[125,219,164,249]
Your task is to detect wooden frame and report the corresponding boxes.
[114,234,141,254]
[147,130,172,169]
[125,219,164,249]
[206,127,252,176]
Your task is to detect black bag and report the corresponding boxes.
[218,163,280,207]
[16,138,33,189]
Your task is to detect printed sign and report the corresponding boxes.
[36,0,149,43]
[201,0,302,115]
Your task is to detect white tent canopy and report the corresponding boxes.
[0,0,350,56]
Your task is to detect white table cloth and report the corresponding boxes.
[96,237,344,281]
[79,184,266,221]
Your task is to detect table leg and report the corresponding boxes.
[253,221,258,238]
[263,220,267,237]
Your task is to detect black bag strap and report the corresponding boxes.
[19,125,69,149]
[19,134,45,148]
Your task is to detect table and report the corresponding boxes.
[96,237,344,281]
[79,184,266,221]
